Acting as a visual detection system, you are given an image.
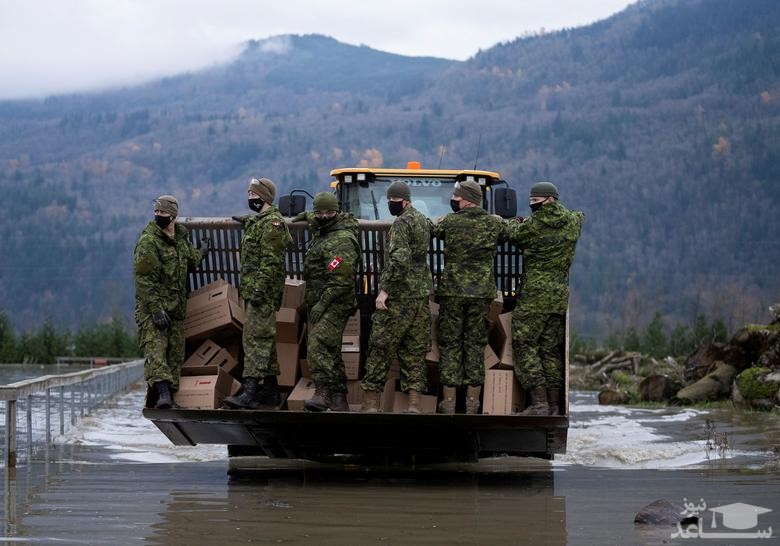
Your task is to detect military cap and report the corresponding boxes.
[386,181,411,201]
[454,180,482,206]
[248,177,276,203]
[154,195,179,216]
[530,181,559,198]
[312,192,339,212]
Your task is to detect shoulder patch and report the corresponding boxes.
[328,256,343,271]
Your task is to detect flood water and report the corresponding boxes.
[1,379,779,545]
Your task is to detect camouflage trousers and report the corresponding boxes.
[438,297,492,387]
[307,304,353,394]
[512,308,565,389]
[362,297,430,393]
[243,302,279,378]
[138,316,184,390]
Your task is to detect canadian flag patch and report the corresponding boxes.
[328,256,343,270]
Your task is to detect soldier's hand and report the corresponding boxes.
[151,310,171,330]
[513,216,526,223]
[375,289,389,311]
[199,237,212,258]
[292,211,311,223]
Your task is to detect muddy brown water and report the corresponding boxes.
[2,454,779,545]
[1,382,778,545]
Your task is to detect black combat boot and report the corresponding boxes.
[329,391,349,412]
[257,375,281,407]
[154,381,174,409]
[304,384,331,412]
[547,388,561,416]
[223,377,261,409]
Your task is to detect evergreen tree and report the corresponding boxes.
[669,323,693,356]
[624,327,641,351]
[642,311,668,358]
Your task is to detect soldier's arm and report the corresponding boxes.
[378,220,411,297]
[134,239,164,316]
[309,237,357,322]
[505,216,537,249]
[186,240,203,271]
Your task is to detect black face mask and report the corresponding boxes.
[450,199,461,213]
[530,201,544,213]
[155,215,172,229]
[388,200,404,217]
[314,214,336,228]
[248,198,264,212]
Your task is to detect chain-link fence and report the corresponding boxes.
[0,360,144,468]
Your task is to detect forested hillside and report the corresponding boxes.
[0,0,778,338]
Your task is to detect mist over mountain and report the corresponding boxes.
[0,0,778,338]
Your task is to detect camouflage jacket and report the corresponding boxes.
[240,206,292,308]
[379,205,432,299]
[133,221,202,321]
[433,206,508,298]
[506,202,584,314]
[303,213,360,321]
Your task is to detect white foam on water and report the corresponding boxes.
[56,385,226,463]
[555,396,753,469]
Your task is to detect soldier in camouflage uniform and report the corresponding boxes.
[302,192,361,412]
[134,195,207,408]
[506,181,583,415]
[433,180,508,414]
[224,178,292,409]
[361,181,432,413]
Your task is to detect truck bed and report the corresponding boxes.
[143,408,568,464]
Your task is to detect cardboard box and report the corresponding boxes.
[182,345,238,377]
[282,278,306,310]
[300,358,310,378]
[489,292,504,323]
[346,379,395,411]
[184,281,245,342]
[392,391,438,413]
[341,336,361,380]
[489,312,513,367]
[482,369,524,415]
[484,344,500,371]
[183,339,221,367]
[174,368,241,409]
[190,278,229,297]
[287,377,316,411]
[426,301,440,363]
[276,331,303,387]
[343,311,361,337]
[276,307,300,343]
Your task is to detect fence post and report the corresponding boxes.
[45,388,51,446]
[59,386,65,435]
[26,395,33,461]
[5,400,17,468]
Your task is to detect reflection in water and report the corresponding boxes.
[151,468,565,545]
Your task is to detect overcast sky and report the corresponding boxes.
[0,0,634,100]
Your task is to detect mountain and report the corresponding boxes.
[0,0,778,338]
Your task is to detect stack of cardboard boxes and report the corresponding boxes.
[176,279,525,414]
[176,278,307,409]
